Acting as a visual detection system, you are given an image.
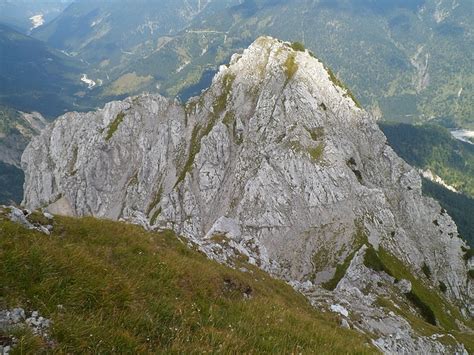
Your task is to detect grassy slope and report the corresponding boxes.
[0,215,375,354]
[0,24,87,118]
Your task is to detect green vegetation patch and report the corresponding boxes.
[322,223,367,291]
[363,246,392,277]
[308,143,325,162]
[176,74,236,186]
[284,53,298,81]
[290,42,306,52]
[176,124,202,186]
[421,263,431,279]
[438,281,447,293]
[321,249,357,291]
[405,291,437,325]
[0,216,376,353]
[375,248,466,331]
[147,185,163,217]
[363,244,473,342]
[105,112,126,141]
[212,73,235,116]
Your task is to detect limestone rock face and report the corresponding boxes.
[22,36,472,352]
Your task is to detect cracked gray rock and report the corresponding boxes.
[22,36,473,353]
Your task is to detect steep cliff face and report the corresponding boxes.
[22,37,472,352]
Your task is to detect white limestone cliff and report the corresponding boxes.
[22,36,473,353]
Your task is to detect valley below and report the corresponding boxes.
[0,1,473,353]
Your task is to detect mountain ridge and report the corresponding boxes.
[29,0,474,129]
[21,36,473,352]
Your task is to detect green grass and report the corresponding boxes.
[405,291,436,325]
[284,53,298,81]
[421,263,431,279]
[308,143,325,162]
[175,74,235,187]
[363,246,392,277]
[438,281,447,293]
[321,249,357,291]
[0,215,376,353]
[367,247,473,351]
[105,112,126,141]
[291,42,306,52]
[374,248,469,332]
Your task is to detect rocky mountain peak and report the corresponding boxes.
[21,36,472,352]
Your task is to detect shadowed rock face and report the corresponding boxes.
[22,36,472,352]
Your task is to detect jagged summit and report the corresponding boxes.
[22,37,472,352]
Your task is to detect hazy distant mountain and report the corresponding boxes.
[0,0,73,34]
[32,0,473,129]
[0,24,90,117]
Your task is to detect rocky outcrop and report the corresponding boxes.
[22,36,473,352]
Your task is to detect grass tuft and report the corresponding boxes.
[439,281,447,293]
[290,42,306,52]
[308,143,324,162]
[105,112,126,141]
[283,53,298,81]
[421,263,431,279]
[363,246,392,277]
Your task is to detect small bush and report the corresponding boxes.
[283,53,298,81]
[291,42,305,52]
[421,263,431,279]
[439,281,447,293]
[462,247,474,261]
[308,143,324,161]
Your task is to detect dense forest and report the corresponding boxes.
[380,123,474,197]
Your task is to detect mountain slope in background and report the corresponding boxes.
[32,0,473,128]
[380,123,474,197]
[21,37,473,352]
[0,0,73,34]
[380,122,474,246]
[422,178,474,247]
[31,0,233,101]
[0,24,91,118]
